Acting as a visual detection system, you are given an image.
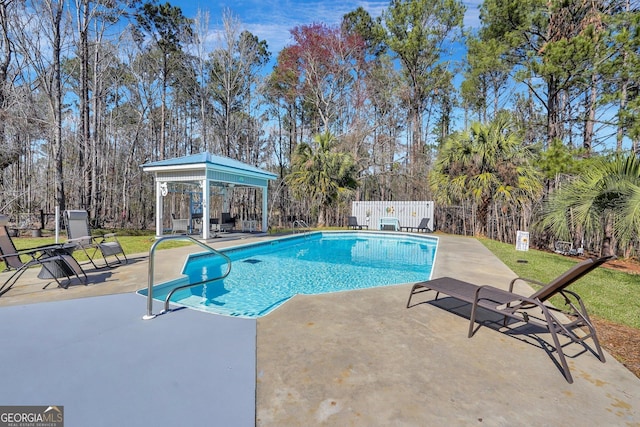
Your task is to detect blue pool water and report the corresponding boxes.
[142,231,438,318]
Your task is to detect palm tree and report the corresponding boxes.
[540,154,640,256]
[286,132,358,226]
[429,112,542,236]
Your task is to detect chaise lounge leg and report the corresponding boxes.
[540,305,573,384]
[573,297,606,363]
[405,284,437,308]
[468,302,479,338]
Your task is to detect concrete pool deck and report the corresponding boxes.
[0,233,638,426]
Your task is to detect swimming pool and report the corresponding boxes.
[140,231,438,318]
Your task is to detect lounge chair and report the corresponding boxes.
[64,210,128,268]
[347,216,368,230]
[401,217,432,233]
[406,256,613,383]
[0,217,86,295]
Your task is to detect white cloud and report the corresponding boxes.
[186,0,481,55]
[186,0,388,53]
[463,0,483,29]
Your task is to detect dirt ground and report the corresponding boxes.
[591,258,640,379]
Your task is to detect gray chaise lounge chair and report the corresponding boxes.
[406,256,613,383]
[64,210,128,268]
[401,217,432,233]
[0,217,86,295]
[347,216,368,230]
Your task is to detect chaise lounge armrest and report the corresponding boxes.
[4,243,66,257]
[508,276,546,291]
[67,235,95,246]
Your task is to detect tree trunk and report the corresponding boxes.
[0,0,17,183]
[318,204,327,227]
[77,0,90,209]
[547,75,561,143]
[51,0,65,211]
[91,35,100,218]
[583,71,597,154]
[601,214,614,257]
[160,54,167,160]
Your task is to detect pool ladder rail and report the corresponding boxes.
[292,219,311,234]
[143,235,231,320]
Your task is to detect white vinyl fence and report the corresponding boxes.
[351,201,434,231]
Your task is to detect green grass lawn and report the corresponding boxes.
[479,237,640,330]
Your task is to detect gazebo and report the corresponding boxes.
[141,152,277,239]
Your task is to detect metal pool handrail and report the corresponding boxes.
[292,219,310,233]
[143,235,232,320]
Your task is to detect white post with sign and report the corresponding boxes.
[516,230,530,251]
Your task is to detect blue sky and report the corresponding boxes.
[173,0,483,57]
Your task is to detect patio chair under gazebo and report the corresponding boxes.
[142,152,277,239]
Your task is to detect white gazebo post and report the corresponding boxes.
[155,181,165,238]
[202,178,210,239]
[262,186,268,232]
